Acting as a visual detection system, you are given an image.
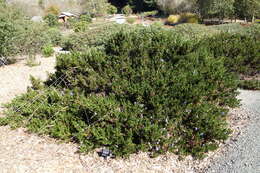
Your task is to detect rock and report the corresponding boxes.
[31,16,43,23]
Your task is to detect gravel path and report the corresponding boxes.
[0,56,259,172]
[205,90,260,173]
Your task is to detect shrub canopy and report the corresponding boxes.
[3,27,240,158]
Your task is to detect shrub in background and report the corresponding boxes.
[81,0,109,17]
[0,17,17,58]
[167,13,199,24]
[107,3,117,14]
[180,13,199,23]
[44,28,62,46]
[141,10,158,18]
[15,22,52,55]
[151,21,164,28]
[73,21,89,32]
[0,3,24,58]
[44,14,59,27]
[42,44,54,57]
[61,24,128,51]
[38,0,44,9]
[122,5,133,16]
[239,80,260,90]
[167,15,181,24]
[45,5,60,16]
[79,14,92,23]
[196,33,260,75]
[211,23,260,40]
[173,24,220,40]
[126,17,136,24]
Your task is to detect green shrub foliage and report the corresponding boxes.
[61,24,128,51]
[44,28,62,46]
[3,27,239,158]
[196,33,260,75]
[79,14,92,23]
[239,80,260,90]
[122,5,133,16]
[44,14,59,27]
[42,44,54,57]
[107,3,117,14]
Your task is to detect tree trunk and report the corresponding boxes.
[252,15,255,23]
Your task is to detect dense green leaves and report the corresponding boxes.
[196,33,260,75]
[2,27,241,158]
[239,80,260,90]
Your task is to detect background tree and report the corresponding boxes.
[156,0,197,14]
[81,0,109,15]
[196,0,234,21]
[108,0,156,12]
[234,0,260,22]
[211,0,235,21]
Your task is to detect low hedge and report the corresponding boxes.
[196,33,260,75]
[2,27,239,158]
[239,80,260,90]
[210,23,260,40]
[61,24,128,51]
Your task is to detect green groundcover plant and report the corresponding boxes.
[239,80,260,90]
[1,27,240,158]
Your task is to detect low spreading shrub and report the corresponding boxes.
[2,27,239,159]
[44,14,59,27]
[0,3,52,62]
[79,14,92,23]
[42,44,54,57]
[151,21,164,28]
[73,21,89,32]
[180,13,199,24]
[167,15,181,24]
[141,11,158,18]
[44,28,62,46]
[239,80,260,90]
[210,23,260,40]
[172,24,219,40]
[126,17,136,24]
[61,24,128,51]
[167,13,199,25]
[196,33,260,75]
